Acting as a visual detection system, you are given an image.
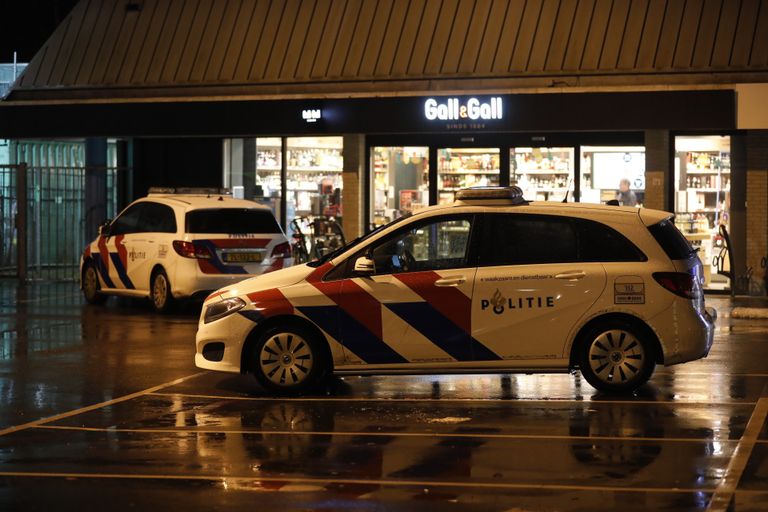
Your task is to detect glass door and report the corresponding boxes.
[371,146,429,228]
[437,147,500,204]
[511,147,574,202]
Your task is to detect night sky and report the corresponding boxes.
[0,0,79,63]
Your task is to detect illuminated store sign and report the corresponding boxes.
[302,109,321,123]
[424,97,503,121]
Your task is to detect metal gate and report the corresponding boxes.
[0,164,123,281]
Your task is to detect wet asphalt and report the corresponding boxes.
[0,281,767,511]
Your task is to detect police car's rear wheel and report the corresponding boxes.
[82,263,107,305]
[150,269,174,313]
[579,321,655,393]
[251,325,326,394]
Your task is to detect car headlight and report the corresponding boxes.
[204,297,246,324]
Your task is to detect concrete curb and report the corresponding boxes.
[731,307,768,319]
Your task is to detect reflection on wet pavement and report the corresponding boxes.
[0,284,766,510]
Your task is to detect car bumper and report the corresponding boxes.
[195,309,257,373]
[655,302,716,366]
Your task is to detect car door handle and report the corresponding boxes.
[435,277,466,287]
[555,271,586,280]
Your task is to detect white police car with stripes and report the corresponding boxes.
[195,187,716,394]
[80,188,291,312]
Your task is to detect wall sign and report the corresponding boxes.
[302,109,321,123]
[424,97,503,121]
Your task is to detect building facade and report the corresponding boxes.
[0,0,766,293]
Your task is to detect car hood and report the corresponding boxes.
[207,263,320,301]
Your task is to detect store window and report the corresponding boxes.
[371,146,429,227]
[511,147,574,202]
[674,135,731,291]
[223,136,343,236]
[439,148,499,204]
[580,146,645,206]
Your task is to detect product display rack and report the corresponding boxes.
[437,148,500,204]
[511,147,574,201]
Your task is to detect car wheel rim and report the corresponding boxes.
[153,275,167,307]
[84,268,98,297]
[260,333,313,387]
[588,329,645,385]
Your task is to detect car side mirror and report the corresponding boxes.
[353,255,375,275]
[98,219,112,236]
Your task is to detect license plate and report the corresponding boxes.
[222,252,263,263]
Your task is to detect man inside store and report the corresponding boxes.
[616,178,638,206]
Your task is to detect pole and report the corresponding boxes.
[16,162,27,281]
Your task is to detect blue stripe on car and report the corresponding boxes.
[109,253,135,289]
[386,302,501,361]
[298,305,408,365]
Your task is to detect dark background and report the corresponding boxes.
[0,0,78,62]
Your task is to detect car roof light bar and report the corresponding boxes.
[148,187,231,196]
[455,186,528,205]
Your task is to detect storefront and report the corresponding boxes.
[214,90,736,289]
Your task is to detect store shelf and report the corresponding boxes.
[686,170,731,175]
[440,170,500,175]
[258,165,343,172]
[688,188,730,193]
[514,170,570,175]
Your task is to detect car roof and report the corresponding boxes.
[416,199,672,225]
[138,194,273,212]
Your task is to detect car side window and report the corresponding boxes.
[139,202,177,233]
[478,214,577,266]
[109,204,146,236]
[366,216,474,275]
[574,218,647,262]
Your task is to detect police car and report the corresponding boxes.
[80,188,292,312]
[195,186,716,394]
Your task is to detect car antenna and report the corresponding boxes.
[562,177,572,203]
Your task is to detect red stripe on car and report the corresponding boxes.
[197,259,222,274]
[247,288,294,316]
[97,236,110,272]
[313,279,383,341]
[205,238,272,249]
[395,271,471,334]
[306,262,333,283]
[115,234,128,269]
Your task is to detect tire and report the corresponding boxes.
[578,320,656,393]
[82,263,107,305]
[249,324,328,394]
[150,268,174,313]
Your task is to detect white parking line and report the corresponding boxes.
[36,424,741,444]
[148,391,758,406]
[707,397,768,512]
[0,372,208,438]
[0,470,721,495]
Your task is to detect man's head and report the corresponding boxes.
[620,178,631,191]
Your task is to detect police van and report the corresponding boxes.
[80,188,292,312]
[195,187,716,393]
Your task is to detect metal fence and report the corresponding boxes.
[0,164,123,281]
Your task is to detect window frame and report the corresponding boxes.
[330,213,479,280]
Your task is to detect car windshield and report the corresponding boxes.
[186,209,282,234]
[306,213,412,267]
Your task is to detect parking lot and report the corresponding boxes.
[1,282,767,511]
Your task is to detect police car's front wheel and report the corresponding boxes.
[82,263,107,305]
[250,325,328,394]
[578,321,656,393]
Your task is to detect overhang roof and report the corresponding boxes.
[4,0,768,104]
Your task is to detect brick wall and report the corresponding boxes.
[342,134,365,240]
[644,130,670,211]
[746,131,768,294]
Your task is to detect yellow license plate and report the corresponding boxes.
[222,252,263,263]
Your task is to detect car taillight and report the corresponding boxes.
[271,241,292,259]
[652,272,695,299]
[173,240,213,259]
